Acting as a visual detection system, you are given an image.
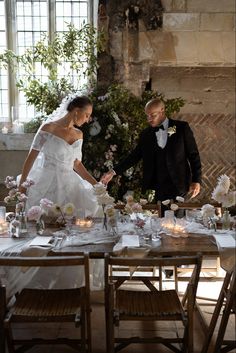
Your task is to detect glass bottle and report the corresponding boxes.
[222,210,231,230]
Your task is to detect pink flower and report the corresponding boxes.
[27,206,42,221]
[40,198,54,210]
[21,178,35,188]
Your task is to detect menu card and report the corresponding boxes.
[122,235,140,247]
[28,236,52,247]
[214,235,236,248]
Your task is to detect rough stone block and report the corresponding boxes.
[187,0,235,13]
[161,0,173,12]
[200,13,235,31]
[109,31,123,59]
[196,32,224,63]
[163,13,199,31]
[172,32,198,64]
[172,0,186,12]
[221,32,236,64]
[138,32,154,61]
[148,31,177,64]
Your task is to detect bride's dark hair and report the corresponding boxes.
[67,96,92,112]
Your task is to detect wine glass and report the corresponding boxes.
[150,215,162,241]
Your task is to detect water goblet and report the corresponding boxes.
[150,215,162,241]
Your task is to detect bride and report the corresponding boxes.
[19,94,100,217]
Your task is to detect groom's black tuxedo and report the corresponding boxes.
[114,118,201,200]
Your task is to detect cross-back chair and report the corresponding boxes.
[201,266,236,353]
[164,201,223,290]
[0,254,91,353]
[104,253,202,353]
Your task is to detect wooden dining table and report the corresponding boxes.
[0,223,233,351]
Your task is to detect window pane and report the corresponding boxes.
[0,0,90,123]
[0,0,8,122]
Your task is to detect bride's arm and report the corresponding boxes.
[73,159,98,186]
[18,149,39,193]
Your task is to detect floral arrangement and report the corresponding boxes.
[27,198,54,234]
[4,176,34,207]
[4,176,35,236]
[162,196,185,212]
[50,202,76,225]
[93,183,116,232]
[122,195,149,230]
[211,174,236,208]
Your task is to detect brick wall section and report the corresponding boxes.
[176,113,235,202]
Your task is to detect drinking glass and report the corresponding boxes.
[150,215,162,241]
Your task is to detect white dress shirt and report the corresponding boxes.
[155,118,169,149]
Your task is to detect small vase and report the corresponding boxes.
[36,217,45,235]
[221,210,231,230]
[16,212,28,236]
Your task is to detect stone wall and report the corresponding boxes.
[97,0,235,201]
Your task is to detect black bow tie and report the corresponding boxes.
[153,125,164,132]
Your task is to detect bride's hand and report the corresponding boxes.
[100,170,115,185]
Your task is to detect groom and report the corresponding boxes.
[101,98,202,212]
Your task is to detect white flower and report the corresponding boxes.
[63,203,75,216]
[140,198,148,206]
[176,196,185,203]
[201,204,215,218]
[221,192,236,208]
[212,174,235,207]
[97,194,114,206]
[170,203,179,211]
[162,199,170,206]
[125,195,134,204]
[93,183,107,196]
[51,204,62,215]
[167,126,176,137]
[104,205,115,217]
[217,174,230,194]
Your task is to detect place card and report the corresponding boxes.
[214,235,236,248]
[28,236,52,247]
[122,235,140,247]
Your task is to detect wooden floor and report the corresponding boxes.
[5,279,236,353]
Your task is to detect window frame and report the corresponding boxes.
[0,0,94,123]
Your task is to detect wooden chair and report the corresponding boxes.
[104,254,202,353]
[201,266,236,353]
[0,255,91,353]
[170,201,223,288]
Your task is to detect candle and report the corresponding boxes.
[1,126,8,134]
[0,220,8,234]
[13,120,24,134]
[75,218,93,227]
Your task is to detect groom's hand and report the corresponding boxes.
[188,182,201,198]
[100,170,116,185]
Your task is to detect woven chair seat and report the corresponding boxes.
[11,288,83,322]
[116,289,184,318]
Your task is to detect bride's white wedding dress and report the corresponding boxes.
[26,130,100,217]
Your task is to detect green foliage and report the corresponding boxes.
[24,116,44,133]
[83,84,185,200]
[0,23,105,118]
